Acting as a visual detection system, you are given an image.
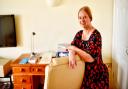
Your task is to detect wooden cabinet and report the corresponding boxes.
[14,84,32,89]
[11,54,46,89]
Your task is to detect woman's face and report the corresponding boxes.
[78,10,91,28]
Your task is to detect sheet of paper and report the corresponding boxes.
[38,52,52,64]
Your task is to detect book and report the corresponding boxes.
[19,58,29,64]
[56,43,70,57]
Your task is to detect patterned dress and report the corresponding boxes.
[71,29,109,89]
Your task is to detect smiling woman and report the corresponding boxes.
[68,6,109,89]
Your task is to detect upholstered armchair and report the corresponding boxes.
[43,55,85,89]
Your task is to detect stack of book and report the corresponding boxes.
[56,43,71,57]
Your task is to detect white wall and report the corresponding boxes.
[0,0,113,63]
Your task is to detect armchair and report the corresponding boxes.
[43,55,85,89]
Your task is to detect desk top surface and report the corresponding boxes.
[11,54,47,67]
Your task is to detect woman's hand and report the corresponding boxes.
[69,57,77,69]
[68,50,77,69]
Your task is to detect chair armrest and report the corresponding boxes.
[50,55,81,66]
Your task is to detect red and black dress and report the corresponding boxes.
[71,29,109,89]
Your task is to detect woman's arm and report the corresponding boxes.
[68,50,77,68]
[68,46,94,62]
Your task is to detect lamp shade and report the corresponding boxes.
[46,0,61,7]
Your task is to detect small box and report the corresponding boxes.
[0,58,12,77]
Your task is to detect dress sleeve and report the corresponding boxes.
[71,30,82,46]
[88,32,102,63]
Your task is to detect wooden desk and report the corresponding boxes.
[11,54,46,89]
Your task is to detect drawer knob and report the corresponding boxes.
[36,68,41,72]
[22,88,26,89]
[21,79,26,83]
[20,68,25,72]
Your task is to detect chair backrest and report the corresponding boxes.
[44,56,85,89]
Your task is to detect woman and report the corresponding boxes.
[67,6,109,89]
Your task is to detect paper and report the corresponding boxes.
[58,43,71,49]
[38,52,52,64]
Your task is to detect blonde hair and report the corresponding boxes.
[78,6,92,21]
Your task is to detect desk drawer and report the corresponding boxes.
[14,84,32,89]
[13,67,30,73]
[31,67,45,74]
[13,75,31,84]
